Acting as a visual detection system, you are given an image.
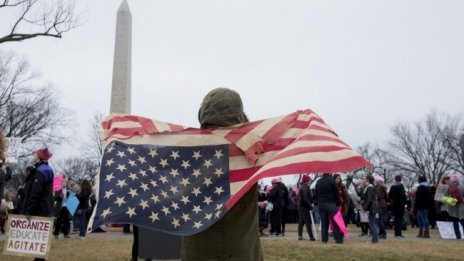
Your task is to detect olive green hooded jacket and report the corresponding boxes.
[181,88,263,261]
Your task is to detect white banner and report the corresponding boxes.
[3,215,53,258]
[5,137,21,163]
[436,221,464,239]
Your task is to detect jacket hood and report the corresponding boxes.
[198,88,248,129]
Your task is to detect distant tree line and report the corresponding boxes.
[355,110,464,190]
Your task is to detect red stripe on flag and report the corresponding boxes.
[229,167,261,182]
[138,117,158,134]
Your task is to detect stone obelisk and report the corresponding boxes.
[110,0,132,114]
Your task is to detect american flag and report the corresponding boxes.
[88,109,371,235]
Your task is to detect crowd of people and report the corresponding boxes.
[0,148,97,261]
[258,172,464,244]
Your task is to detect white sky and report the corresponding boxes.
[1,0,463,165]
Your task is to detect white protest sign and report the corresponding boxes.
[437,221,464,239]
[3,215,53,258]
[5,137,21,163]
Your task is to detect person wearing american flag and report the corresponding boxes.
[181,88,263,260]
[89,87,372,260]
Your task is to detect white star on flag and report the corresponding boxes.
[115,196,126,207]
[126,207,136,218]
[214,149,223,159]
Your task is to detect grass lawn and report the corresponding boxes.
[0,224,462,260]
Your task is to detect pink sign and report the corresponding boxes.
[53,176,64,191]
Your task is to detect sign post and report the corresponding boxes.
[3,215,53,258]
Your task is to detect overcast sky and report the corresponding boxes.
[1,0,463,163]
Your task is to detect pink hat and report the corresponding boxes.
[301,175,311,184]
[271,177,282,184]
[449,174,459,183]
[375,176,384,183]
[36,148,52,161]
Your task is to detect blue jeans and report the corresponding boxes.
[78,210,88,237]
[416,209,429,229]
[368,212,379,243]
[378,207,386,236]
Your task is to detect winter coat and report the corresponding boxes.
[363,184,380,214]
[76,190,91,211]
[268,184,285,209]
[297,183,312,209]
[447,184,464,219]
[21,161,54,217]
[375,184,388,208]
[414,182,431,210]
[315,175,340,206]
[388,182,407,212]
[280,183,290,208]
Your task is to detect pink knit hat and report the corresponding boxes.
[271,177,282,184]
[301,175,311,184]
[36,148,52,161]
[449,174,459,183]
[374,175,384,183]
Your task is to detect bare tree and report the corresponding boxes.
[0,0,82,44]
[0,51,73,158]
[441,114,464,175]
[55,156,98,184]
[78,111,104,181]
[387,110,455,185]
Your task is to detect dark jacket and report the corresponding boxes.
[297,183,312,209]
[280,183,290,208]
[21,161,54,217]
[388,182,407,212]
[374,184,388,208]
[415,182,431,210]
[363,185,380,214]
[53,188,71,217]
[315,175,340,206]
[268,184,285,209]
[76,190,91,210]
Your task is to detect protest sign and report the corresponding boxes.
[66,192,79,216]
[3,215,53,258]
[434,183,448,202]
[53,176,64,192]
[5,137,21,163]
[437,221,464,239]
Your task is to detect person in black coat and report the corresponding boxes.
[268,177,285,236]
[297,175,315,241]
[280,182,290,236]
[388,175,407,237]
[21,148,54,218]
[53,178,71,238]
[315,173,342,244]
[20,148,54,261]
[363,175,380,244]
[414,175,431,238]
[76,179,92,238]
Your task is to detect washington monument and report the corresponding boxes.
[110,0,132,114]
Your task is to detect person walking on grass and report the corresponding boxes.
[76,179,92,239]
[21,148,54,261]
[389,175,407,238]
[297,174,316,241]
[414,175,431,238]
[316,173,343,244]
[374,175,388,239]
[363,175,379,244]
